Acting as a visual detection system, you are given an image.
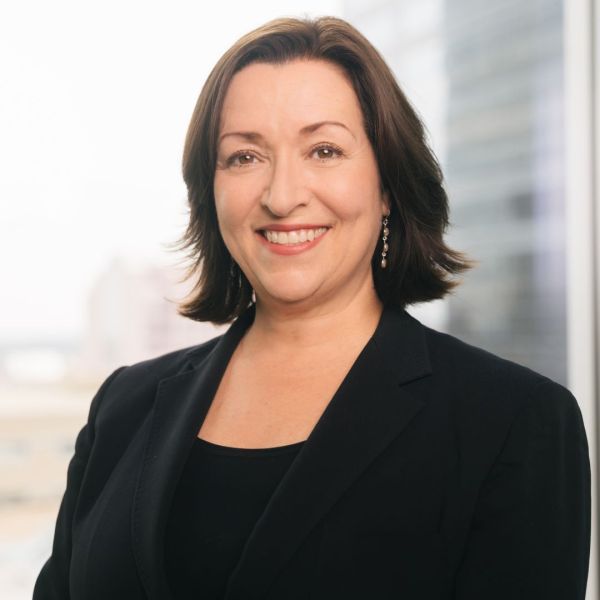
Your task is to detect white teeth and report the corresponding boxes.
[264,227,328,246]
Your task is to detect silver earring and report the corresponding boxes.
[380,215,389,269]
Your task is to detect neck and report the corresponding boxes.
[245,286,384,357]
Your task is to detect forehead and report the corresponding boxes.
[218,59,364,132]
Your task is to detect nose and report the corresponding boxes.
[260,153,308,217]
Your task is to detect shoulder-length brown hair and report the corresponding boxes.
[174,15,474,324]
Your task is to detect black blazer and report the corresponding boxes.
[34,303,591,600]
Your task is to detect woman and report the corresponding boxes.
[34,16,590,600]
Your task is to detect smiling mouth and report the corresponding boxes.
[259,227,329,246]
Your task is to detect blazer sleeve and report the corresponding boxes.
[454,379,591,599]
[33,366,127,600]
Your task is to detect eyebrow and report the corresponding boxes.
[218,120,356,145]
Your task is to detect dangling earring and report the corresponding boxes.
[380,215,389,269]
[251,289,257,303]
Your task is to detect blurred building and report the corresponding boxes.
[344,0,567,384]
[442,0,566,383]
[78,256,226,378]
[343,0,446,161]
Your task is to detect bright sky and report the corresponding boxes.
[0,0,343,343]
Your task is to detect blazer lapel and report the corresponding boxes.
[223,305,432,600]
[131,305,255,599]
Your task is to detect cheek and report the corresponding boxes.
[213,200,241,260]
[323,173,384,232]
[213,186,249,235]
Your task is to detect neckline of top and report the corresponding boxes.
[195,436,306,458]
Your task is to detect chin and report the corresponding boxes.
[256,280,324,306]
[262,290,320,305]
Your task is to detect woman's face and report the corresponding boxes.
[214,58,389,311]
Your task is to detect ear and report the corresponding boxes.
[380,188,391,216]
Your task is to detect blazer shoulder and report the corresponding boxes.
[416,321,587,462]
[118,333,223,383]
[417,321,581,424]
[422,322,559,391]
[91,333,224,425]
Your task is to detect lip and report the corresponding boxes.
[255,224,331,232]
[255,228,329,255]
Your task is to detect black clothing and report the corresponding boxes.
[33,303,591,599]
[165,437,304,599]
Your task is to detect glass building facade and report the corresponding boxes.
[344,0,567,384]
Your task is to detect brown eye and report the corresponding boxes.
[312,144,343,161]
[317,148,334,158]
[237,153,254,164]
[226,151,257,167]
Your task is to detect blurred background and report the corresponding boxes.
[1,0,598,597]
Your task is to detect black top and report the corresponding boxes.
[165,436,305,599]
